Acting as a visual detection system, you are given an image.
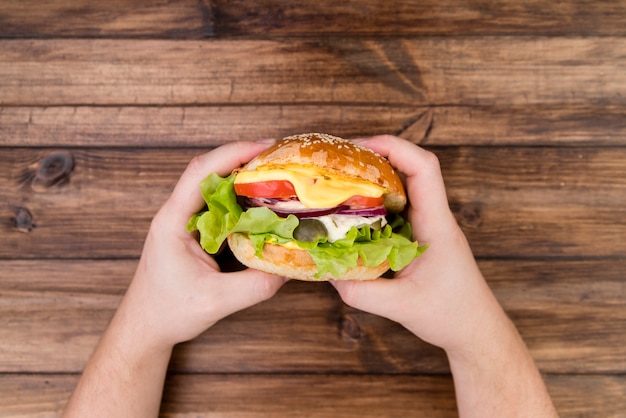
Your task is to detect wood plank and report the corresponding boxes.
[1,38,624,106]
[160,374,458,418]
[420,105,626,147]
[2,0,625,38]
[0,148,186,259]
[0,260,128,374]
[0,258,446,374]
[0,0,212,38]
[167,374,626,418]
[0,374,624,418]
[0,105,425,147]
[0,374,75,418]
[212,0,626,37]
[1,259,623,374]
[485,259,626,374]
[2,105,625,147]
[2,147,625,259]
[546,375,626,418]
[439,146,626,257]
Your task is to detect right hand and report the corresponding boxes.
[332,135,504,354]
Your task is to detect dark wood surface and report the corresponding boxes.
[1,1,625,417]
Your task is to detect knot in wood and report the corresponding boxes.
[455,202,483,228]
[13,206,35,233]
[339,314,362,340]
[35,151,75,188]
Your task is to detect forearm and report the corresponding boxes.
[446,307,558,418]
[63,297,173,418]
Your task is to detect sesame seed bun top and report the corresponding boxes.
[241,133,406,212]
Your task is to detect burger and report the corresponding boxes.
[187,133,427,281]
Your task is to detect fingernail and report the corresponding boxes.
[255,137,277,145]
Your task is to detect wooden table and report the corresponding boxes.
[1,1,625,416]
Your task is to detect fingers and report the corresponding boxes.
[163,140,274,227]
[215,269,287,316]
[330,279,404,323]
[353,136,434,176]
[354,135,457,241]
[358,135,449,210]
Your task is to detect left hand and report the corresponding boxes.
[119,140,287,350]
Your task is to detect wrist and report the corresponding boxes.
[399,260,508,354]
[443,309,557,417]
[108,292,176,363]
[64,288,174,418]
[444,306,520,367]
[442,300,544,398]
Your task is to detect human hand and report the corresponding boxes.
[331,135,504,354]
[119,140,287,351]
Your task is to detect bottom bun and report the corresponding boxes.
[227,233,389,281]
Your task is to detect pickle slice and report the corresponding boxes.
[293,218,328,242]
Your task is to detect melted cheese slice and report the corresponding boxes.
[234,166,385,208]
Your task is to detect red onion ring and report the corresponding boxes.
[243,198,386,218]
[336,206,387,217]
[272,206,347,218]
[242,197,345,218]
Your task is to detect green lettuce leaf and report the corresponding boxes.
[187,173,428,278]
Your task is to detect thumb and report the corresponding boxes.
[330,278,406,322]
[217,269,287,315]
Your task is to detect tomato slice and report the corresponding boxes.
[341,195,384,208]
[234,180,296,198]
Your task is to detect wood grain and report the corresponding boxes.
[1,259,623,374]
[0,0,213,38]
[1,1,624,416]
[212,0,626,37]
[2,105,624,147]
[1,38,624,106]
[0,106,425,147]
[419,105,626,147]
[2,147,625,259]
[440,146,626,257]
[160,374,458,417]
[0,374,623,418]
[2,0,624,38]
